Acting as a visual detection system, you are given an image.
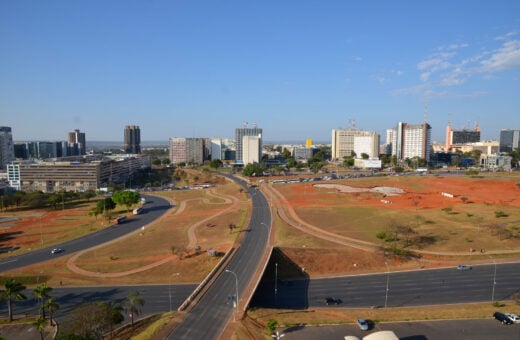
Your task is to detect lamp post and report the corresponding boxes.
[384,261,390,308]
[225,269,239,322]
[169,272,180,312]
[491,259,497,303]
[275,262,278,298]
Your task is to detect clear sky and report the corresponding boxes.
[1,1,519,143]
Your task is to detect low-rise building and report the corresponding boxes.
[8,155,150,193]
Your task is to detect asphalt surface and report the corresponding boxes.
[251,262,520,308]
[0,284,197,324]
[0,194,171,272]
[277,319,520,340]
[168,177,272,339]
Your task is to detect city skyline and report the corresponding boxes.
[1,1,520,142]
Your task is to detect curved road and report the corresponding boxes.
[0,194,171,272]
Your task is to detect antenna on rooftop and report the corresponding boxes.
[348,118,356,129]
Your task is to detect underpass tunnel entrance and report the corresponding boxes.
[249,247,309,309]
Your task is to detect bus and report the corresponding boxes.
[114,216,127,224]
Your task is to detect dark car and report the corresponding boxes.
[50,248,64,254]
[494,311,513,325]
[325,297,342,305]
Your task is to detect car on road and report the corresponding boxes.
[457,264,472,270]
[357,318,369,331]
[51,248,64,254]
[325,297,342,305]
[493,311,514,325]
[506,313,520,323]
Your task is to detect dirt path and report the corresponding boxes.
[263,183,520,258]
[66,188,238,278]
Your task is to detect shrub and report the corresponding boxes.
[267,319,278,332]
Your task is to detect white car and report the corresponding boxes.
[506,313,520,323]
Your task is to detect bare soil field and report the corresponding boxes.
[1,171,250,286]
[265,174,520,277]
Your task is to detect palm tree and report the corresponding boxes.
[33,283,52,320]
[44,297,59,326]
[126,291,144,327]
[1,279,27,321]
[103,301,124,339]
[33,317,46,340]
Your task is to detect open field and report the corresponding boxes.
[1,172,250,286]
[0,201,117,259]
[273,174,520,253]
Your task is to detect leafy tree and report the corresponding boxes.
[162,158,171,165]
[361,153,369,160]
[112,190,140,211]
[96,197,116,214]
[33,283,53,319]
[281,148,292,160]
[242,162,267,177]
[126,291,145,327]
[152,159,162,166]
[209,159,223,169]
[57,302,107,339]
[44,297,59,326]
[1,279,27,321]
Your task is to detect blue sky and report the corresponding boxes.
[1,1,519,143]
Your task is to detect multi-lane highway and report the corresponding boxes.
[251,262,520,308]
[0,284,197,322]
[168,177,272,339]
[0,194,171,272]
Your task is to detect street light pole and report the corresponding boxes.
[169,272,180,312]
[491,259,497,303]
[275,262,278,298]
[225,269,239,322]
[384,261,390,308]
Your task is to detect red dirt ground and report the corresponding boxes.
[278,175,520,210]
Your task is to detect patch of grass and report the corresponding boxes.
[495,211,509,218]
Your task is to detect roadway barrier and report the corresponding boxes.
[177,246,237,312]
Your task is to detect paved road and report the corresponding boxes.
[0,194,171,272]
[277,319,520,340]
[0,284,197,324]
[168,176,272,339]
[251,262,520,308]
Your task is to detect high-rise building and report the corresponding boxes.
[235,123,262,164]
[124,125,141,154]
[169,137,204,165]
[210,138,223,160]
[0,126,15,169]
[67,129,86,155]
[242,135,261,165]
[392,122,432,162]
[445,123,480,150]
[499,129,520,153]
[331,129,380,160]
